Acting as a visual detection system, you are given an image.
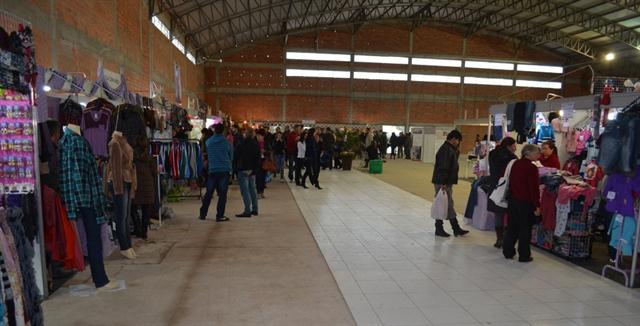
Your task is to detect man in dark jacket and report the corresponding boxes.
[432,130,469,237]
[235,128,260,217]
[488,137,517,248]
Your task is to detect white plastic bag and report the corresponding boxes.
[431,188,448,220]
[489,159,517,208]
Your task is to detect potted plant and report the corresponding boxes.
[340,151,355,170]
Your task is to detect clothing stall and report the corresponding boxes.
[472,91,640,287]
[0,9,45,325]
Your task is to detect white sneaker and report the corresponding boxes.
[121,248,136,259]
[97,280,126,292]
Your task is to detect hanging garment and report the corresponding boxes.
[107,132,137,196]
[81,108,111,158]
[541,188,557,231]
[603,172,640,216]
[59,129,107,222]
[535,125,554,144]
[608,214,636,256]
[0,209,26,326]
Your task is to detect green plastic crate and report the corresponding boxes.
[369,159,383,174]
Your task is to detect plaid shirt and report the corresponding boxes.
[59,129,106,223]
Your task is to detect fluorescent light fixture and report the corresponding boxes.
[186,51,196,64]
[42,85,51,92]
[353,71,408,81]
[465,60,514,71]
[152,16,170,39]
[411,74,460,84]
[412,58,462,67]
[464,77,513,86]
[516,79,562,89]
[354,54,409,65]
[285,69,350,79]
[605,52,615,61]
[286,51,351,62]
[517,64,563,74]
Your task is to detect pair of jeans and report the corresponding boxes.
[301,158,313,185]
[200,172,230,219]
[287,154,296,181]
[77,207,109,288]
[503,198,534,260]
[295,157,305,184]
[433,185,460,229]
[238,170,258,214]
[111,182,132,250]
[275,154,285,178]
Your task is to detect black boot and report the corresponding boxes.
[494,226,504,248]
[435,222,450,237]
[451,219,469,237]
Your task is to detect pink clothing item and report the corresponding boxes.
[575,130,591,155]
[557,184,597,205]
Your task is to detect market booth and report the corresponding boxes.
[467,91,640,287]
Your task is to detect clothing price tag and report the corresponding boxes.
[607,191,616,200]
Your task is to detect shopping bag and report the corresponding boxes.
[431,188,448,220]
[489,159,517,208]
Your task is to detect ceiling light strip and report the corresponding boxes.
[285,68,350,79]
[516,64,563,74]
[411,74,460,84]
[412,58,462,68]
[465,61,514,71]
[354,55,409,65]
[515,79,562,89]
[464,77,513,86]
[286,51,351,62]
[353,71,408,81]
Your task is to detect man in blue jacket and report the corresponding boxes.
[199,123,233,221]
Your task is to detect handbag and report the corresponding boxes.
[489,159,517,208]
[430,188,448,220]
[262,158,276,172]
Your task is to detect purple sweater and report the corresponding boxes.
[603,172,640,216]
[81,108,111,157]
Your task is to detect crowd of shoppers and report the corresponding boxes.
[199,123,342,220]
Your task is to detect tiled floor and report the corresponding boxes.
[289,169,640,326]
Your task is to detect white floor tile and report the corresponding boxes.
[505,302,566,321]
[420,305,477,325]
[407,290,458,308]
[448,291,501,307]
[375,307,429,326]
[365,293,417,310]
[464,304,523,323]
[572,317,626,326]
[358,280,403,294]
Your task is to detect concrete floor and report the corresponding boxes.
[42,181,355,326]
[363,158,472,214]
[292,167,640,326]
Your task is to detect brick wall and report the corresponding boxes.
[206,23,589,126]
[6,0,204,109]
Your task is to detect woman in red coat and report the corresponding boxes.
[539,141,560,169]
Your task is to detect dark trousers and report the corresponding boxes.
[295,157,303,184]
[256,168,266,194]
[287,154,296,181]
[111,182,132,250]
[312,159,320,186]
[503,198,534,259]
[434,185,460,229]
[132,204,151,239]
[300,159,312,185]
[200,172,230,219]
[391,146,396,158]
[77,207,109,288]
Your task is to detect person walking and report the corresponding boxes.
[323,128,336,170]
[307,129,322,189]
[287,125,299,182]
[503,144,541,263]
[488,137,517,248]
[378,131,388,159]
[389,132,398,159]
[432,130,469,237]
[404,132,413,159]
[199,123,233,222]
[235,128,260,218]
[296,130,309,188]
[397,132,405,159]
[256,130,267,198]
[273,132,286,181]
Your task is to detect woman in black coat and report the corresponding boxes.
[487,137,517,248]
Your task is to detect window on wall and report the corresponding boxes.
[286,51,351,62]
[464,77,513,86]
[353,71,408,81]
[186,51,196,64]
[516,64,563,74]
[354,54,409,65]
[411,74,460,83]
[286,68,350,79]
[465,61,514,71]
[172,38,185,54]
[515,79,562,89]
[412,58,462,68]
[152,16,170,39]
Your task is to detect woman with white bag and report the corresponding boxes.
[431,130,469,237]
